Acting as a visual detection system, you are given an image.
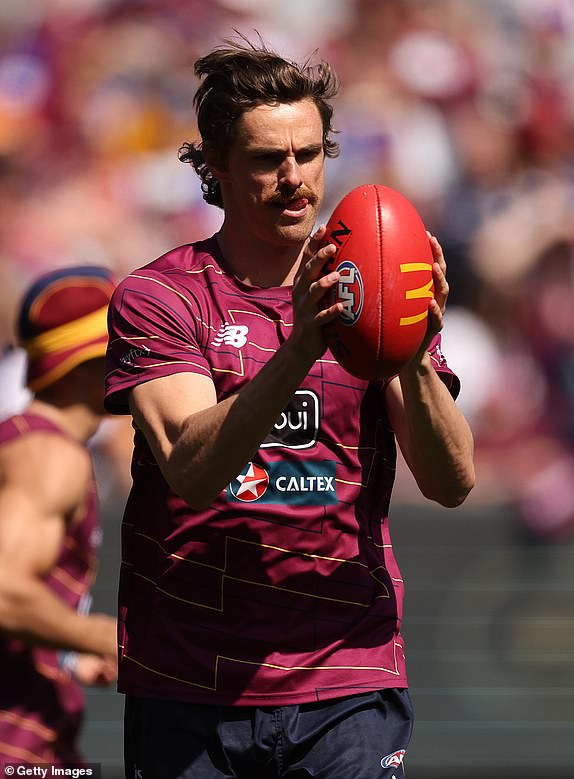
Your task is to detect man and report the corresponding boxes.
[0,266,118,767]
[105,37,475,778]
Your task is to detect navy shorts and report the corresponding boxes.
[124,688,413,778]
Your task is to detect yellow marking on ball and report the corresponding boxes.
[400,311,429,326]
[400,262,433,273]
[399,262,433,325]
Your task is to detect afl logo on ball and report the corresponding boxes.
[333,260,363,326]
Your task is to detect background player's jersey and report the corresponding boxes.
[0,414,100,765]
[105,236,459,706]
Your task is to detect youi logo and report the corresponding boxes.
[262,390,319,450]
[334,260,363,326]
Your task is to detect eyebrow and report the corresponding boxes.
[248,142,324,156]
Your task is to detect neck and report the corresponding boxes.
[27,398,101,444]
[216,225,305,288]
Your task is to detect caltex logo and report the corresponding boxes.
[229,463,269,502]
[226,460,337,507]
[333,260,363,326]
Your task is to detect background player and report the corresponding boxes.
[0,266,118,767]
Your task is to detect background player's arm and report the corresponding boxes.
[0,434,116,658]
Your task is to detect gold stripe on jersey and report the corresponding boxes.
[215,646,403,674]
[209,308,290,375]
[0,711,56,740]
[131,273,197,306]
[184,264,226,277]
[211,353,245,377]
[107,333,160,347]
[12,415,32,435]
[131,566,371,612]
[128,532,392,612]
[50,565,88,597]
[132,570,221,612]
[121,638,403,692]
[127,359,212,371]
[0,739,52,763]
[227,308,293,329]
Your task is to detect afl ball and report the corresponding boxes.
[321,184,434,380]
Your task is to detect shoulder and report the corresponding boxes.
[0,427,91,516]
[122,237,221,283]
[0,423,90,480]
[110,237,222,308]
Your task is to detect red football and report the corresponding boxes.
[320,184,434,380]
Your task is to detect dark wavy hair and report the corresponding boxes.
[179,34,340,208]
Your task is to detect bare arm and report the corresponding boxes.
[129,230,342,509]
[386,235,475,507]
[0,433,117,658]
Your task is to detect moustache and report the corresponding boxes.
[267,187,316,206]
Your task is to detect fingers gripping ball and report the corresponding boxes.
[321,184,434,380]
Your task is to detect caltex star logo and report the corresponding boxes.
[230,462,269,502]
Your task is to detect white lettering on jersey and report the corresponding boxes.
[275,475,335,492]
[211,323,249,349]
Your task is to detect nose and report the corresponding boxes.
[279,156,303,190]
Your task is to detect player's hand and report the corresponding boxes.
[291,225,342,360]
[401,232,448,372]
[421,232,448,351]
[73,652,117,687]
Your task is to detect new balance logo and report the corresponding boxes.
[211,323,249,348]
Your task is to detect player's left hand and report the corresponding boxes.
[400,232,449,373]
[423,231,448,347]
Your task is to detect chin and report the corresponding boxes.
[273,219,316,246]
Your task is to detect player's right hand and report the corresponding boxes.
[291,225,342,361]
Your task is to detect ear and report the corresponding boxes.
[202,146,230,183]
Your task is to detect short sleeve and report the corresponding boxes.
[428,332,461,399]
[381,332,461,399]
[105,271,211,415]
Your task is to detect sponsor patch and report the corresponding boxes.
[227,462,269,502]
[119,343,151,367]
[262,389,319,450]
[227,460,337,505]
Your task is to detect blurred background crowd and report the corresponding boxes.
[1,1,573,774]
[2,0,574,538]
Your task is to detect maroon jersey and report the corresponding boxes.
[105,236,459,706]
[0,414,101,766]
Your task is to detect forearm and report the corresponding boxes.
[167,337,316,508]
[397,353,475,506]
[0,570,116,656]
